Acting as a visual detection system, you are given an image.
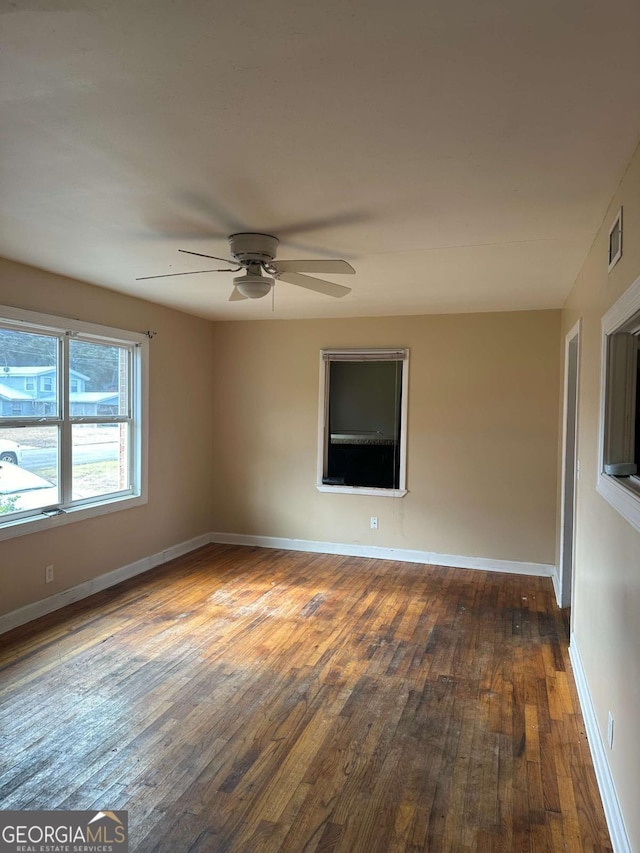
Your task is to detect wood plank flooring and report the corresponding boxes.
[0,545,611,852]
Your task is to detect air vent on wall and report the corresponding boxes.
[608,207,623,272]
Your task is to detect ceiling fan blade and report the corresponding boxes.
[136,268,236,281]
[275,210,370,238]
[229,288,247,301]
[139,211,229,241]
[178,249,238,264]
[271,259,355,275]
[276,271,351,298]
[176,191,247,233]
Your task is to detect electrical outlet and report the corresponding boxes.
[370,516,378,530]
[45,564,54,584]
[607,711,614,749]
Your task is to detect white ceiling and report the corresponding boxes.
[2,0,640,321]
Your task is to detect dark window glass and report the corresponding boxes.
[325,360,403,489]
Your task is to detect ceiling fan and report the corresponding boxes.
[136,232,355,301]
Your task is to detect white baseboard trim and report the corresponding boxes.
[0,530,555,636]
[209,532,555,577]
[569,636,631,853]
[0,533,211,636]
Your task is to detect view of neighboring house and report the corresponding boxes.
[0,366,119,417]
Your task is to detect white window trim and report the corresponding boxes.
[597,275,640,532]
[0,304,148,542]
[317,348,409,497]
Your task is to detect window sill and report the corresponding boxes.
[316,484,408,498]
[0,492,147,542]
[596,473,640,534]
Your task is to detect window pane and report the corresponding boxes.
[0,426,59,515]
[72,423,130,500]
[69,340,129,417]
[326,360,403,489]
[0,328,58,419]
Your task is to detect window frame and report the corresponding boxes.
[597,275,640,532]
[317,348,409,497]
[0,304,148,541]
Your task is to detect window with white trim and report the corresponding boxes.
[598,275,640,532]
[318,349,409,497]
[0,305,147,537]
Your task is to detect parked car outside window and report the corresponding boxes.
[0,439,22,465]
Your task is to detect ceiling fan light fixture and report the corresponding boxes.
[234,272,274,299]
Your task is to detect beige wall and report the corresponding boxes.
[210,309,560,565]
[559,142,640,849]
[0,258,214,616]
[0,263,562,613]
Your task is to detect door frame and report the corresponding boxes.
[558,319,581,612]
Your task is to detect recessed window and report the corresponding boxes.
[598,275,640,532]
[318,349,409,497]
[0,305,148,539]
[608,207,623,272]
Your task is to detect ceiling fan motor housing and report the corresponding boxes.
[229,232,279,264]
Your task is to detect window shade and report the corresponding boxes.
[322,349,407,362]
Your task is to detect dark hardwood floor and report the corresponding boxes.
[0,545,611,852]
